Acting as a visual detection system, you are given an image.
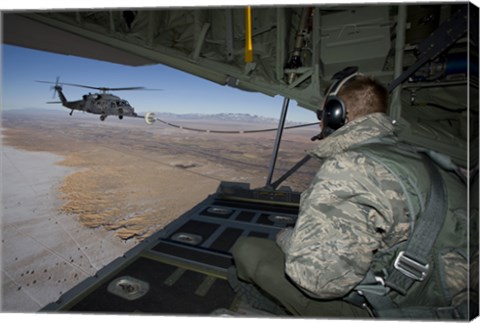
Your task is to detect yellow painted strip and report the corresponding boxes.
[244,6,253,63]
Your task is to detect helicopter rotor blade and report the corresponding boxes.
[134,88,164,91]
[60,82,103,91]
[94,86,163,92]
[35,80,59,85]
[36,79,60,99]
[107,86,146,91]
[36,80,163,92]
[57,83,153,92]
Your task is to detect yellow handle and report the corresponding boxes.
[245,6,253,63]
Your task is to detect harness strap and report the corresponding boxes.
[345,270,396,312]
[346,151,451,317]
[385,153,447,295]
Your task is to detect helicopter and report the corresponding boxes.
[36,78,151,121]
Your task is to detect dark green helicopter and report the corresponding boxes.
[36,78,149,121]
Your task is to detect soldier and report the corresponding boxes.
[229,68,471,319]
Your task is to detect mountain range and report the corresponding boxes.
[155,112,303,125]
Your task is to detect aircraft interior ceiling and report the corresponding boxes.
[2,4,478,166]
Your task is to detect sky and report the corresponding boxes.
[1,43,317,123]
[2,0,468,123]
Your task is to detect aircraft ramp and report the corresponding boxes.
[42,182,300,315]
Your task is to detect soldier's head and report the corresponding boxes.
[337,75,388,121]
[319,67,388,137]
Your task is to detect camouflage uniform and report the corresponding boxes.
[277,112,467,304]
[232,112,468,317]
[277,111,407,298]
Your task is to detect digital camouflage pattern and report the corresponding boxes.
[276,112,468,306]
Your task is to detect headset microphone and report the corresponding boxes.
[311,128,334,141]
[311,133,323,141]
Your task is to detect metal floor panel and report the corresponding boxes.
[41,182,301,314]
[68,257,236,314]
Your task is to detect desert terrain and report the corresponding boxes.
[2,108,320,312]
[3,109,320,239]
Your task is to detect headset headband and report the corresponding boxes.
[327,72,360,97]
[326,66,361,98]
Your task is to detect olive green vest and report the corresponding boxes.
[348,140,469,319]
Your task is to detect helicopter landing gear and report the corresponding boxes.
[118,115,123,120]
[100,115,107,121]
[69,109,74,116]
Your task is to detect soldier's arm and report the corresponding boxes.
[281,153,395,299]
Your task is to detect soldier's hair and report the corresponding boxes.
[337,75,388,121]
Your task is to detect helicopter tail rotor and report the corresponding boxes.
[36,77,63,99]
[52,76,61,99]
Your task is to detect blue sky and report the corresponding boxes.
[2,44,316,122]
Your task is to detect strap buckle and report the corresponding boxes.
[394,251,429,281]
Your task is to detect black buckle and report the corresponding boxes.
[394,251,429,281]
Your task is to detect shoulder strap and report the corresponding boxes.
[354,141,448,291]
[385,153,447,295]
[346,141,453,318]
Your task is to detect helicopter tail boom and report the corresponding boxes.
[54,85,68,105]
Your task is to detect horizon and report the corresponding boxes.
[2,106,321,131]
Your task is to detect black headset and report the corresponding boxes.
[319,66,361,137]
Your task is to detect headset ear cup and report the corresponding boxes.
[322,97,346,130]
